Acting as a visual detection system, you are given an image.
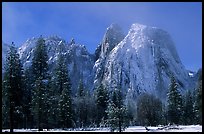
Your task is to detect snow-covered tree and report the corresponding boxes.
[183,90,194,125]
[106,89,128,132]
[95,84,109,126]
[193,73,202,125]
[31,36,48,80]
[2,42,24,132]
[58,86,72,129]
[74,79,87,128]
[31,36,49,131]
[56,42,73,129]
[21,67,34,129]
[167,75,183,124]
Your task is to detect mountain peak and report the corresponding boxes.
[129,23,167,34]
[130,23,147,31]
[104,23,124,38]
[107,23,122,31]
[99,23,125,59]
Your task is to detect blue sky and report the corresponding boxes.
[2,2,202,71]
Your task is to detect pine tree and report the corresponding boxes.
[20,68,30,129]
[56,42,73,129]
[105,66,129,132]
[2,42,24,131]
[95,84,109,126]
[183,90,194,125]
[86,90,97,127]
[106,89,128,132]
[74,79,97,128]
[2,77,9,128]
[167,75,183,124]
[31,36,49,131]
[194,74,202,125]
[58,87,72,129]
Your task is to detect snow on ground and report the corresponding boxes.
[2,125,202,132]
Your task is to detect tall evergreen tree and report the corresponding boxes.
[194,73,202,125]
[167,75,183,124]
[106,89,128,132]
[31,36,48,80]
[95,84,109,126]
[56,42,73,129]
[58,86,72,129]
[183,90,194,125]
[2,42,24,132]
[31,36,49,131]
[74,79,86,128]
[2,78,9,128]
[86,90,98,127]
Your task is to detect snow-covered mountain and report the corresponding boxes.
[18,36,95,94]
[94,23,196,101]
[2,23,200,100]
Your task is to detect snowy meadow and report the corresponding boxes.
[2,125,202,132]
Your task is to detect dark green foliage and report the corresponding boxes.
[84,90,98,127]
[106,89,129,132]
[31,37,49,131]
[106,101,128,132]
[22,67,34,128]
[55,43,73,129]
[31,36,48,80]
[2,74,10,129]
[167,75,183,124]
[72,80,98,128]
[95,84,109,126]
[112,89,122,108]
[137,93,163,126]
[183,90,194,125]
[31,77,49,130]
[193,75,202,125]
[125,97,136,126]
[74,80,87,128]
[58,87,72,129]
[196,80,202,124]
[46,78,58,129]
[2,43,24,131]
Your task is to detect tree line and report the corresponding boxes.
[2,37,202,132]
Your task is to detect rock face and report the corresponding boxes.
[2,23,200,100]
[94,23,195,101]
[100,23,125,59]
[93,23,125,88]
